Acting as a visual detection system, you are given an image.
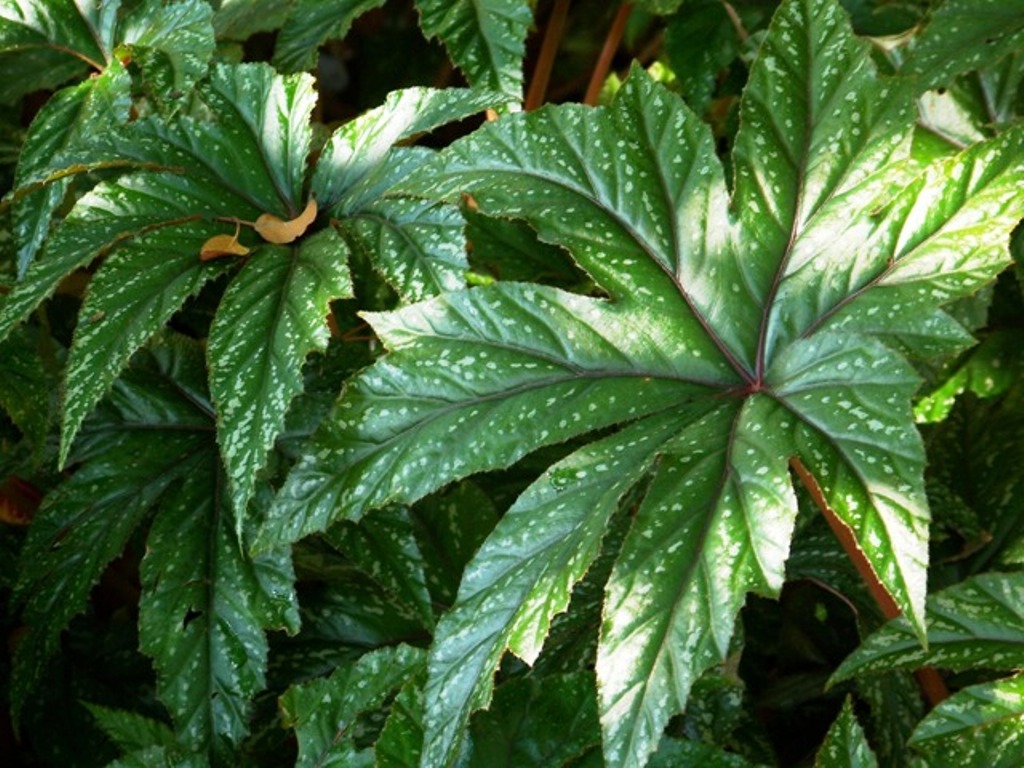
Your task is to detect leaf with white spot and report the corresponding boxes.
[312,87,499,209]
[140,467,300,761]
[9,341,215,722]
[7,0,215,274]
[279,644,426,768]
[420,415,691,766]
[258,0,1024,765]
[310,88,495,300]
[903,0,1024,93]
[272,0,387,73]
[0,0,116,104]
[814,698,878,768]
[413,0,532,102]
[11,61,131,277]
[908,672,1024,768]
[325,505,434,629]
[61,222,232,464]
[831,572,1024,684]
[208,228,353,532]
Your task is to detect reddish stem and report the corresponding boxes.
[789,457,949,708]
[525,0,572,110]
[584,3,632,106]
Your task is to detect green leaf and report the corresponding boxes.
[1,62,316,461]
[61,223,231,463]
[463,672,601,767]
[265,0,1024,765]
[324,505,434,629]
[272,0,387,73]
[414,0,532,101]
[312,87,499,210]
[596,396,797,768]
[279,644,426,768]
[420,415,689,767]
[903,0,1024,93]
[84,703,178,754]
[117,0,216,114]
[259,283,706,549]
[908,672,1024,768]
[831,572,1024,683]
[814,698,878,768]
[0,0,114,103]
[10,351,214,719]
[140,470,300,759]
[11,60,131,276]
[209,229,353,527]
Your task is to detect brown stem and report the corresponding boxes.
[789,457,950,708]
[721,1,749,43]
[584,3,632,106]
[525,0,572,110]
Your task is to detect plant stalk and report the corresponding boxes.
[525,0,572,110]
[584,3,632,106]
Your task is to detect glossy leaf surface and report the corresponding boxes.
[414,0,531,101]
[908,673,1024,768]
[263,1,1024,765]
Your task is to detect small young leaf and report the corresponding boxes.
[814,698,878,768]
[279,644,426,768]
[254,197,318,244]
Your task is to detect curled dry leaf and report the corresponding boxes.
[200,222,251,261]
[254,198,317,244]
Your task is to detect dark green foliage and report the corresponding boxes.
[2,1,1024,766]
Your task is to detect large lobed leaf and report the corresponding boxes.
[261,0,1024,765]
